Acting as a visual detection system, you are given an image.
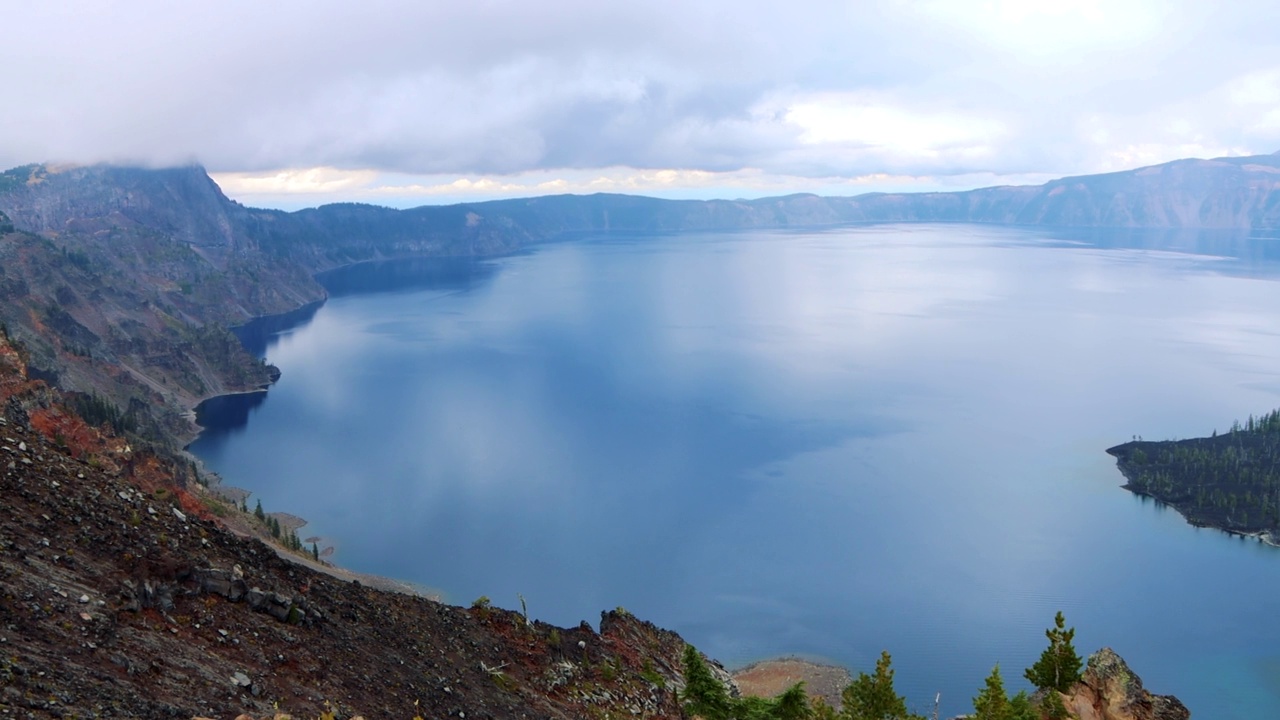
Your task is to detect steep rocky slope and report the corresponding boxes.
[0,330,714,719]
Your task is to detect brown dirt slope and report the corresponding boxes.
[0,330,712,719]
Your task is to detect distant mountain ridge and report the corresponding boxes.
[0,151,1278,446]
[250,151,1280,250]
[3,151,1278,267]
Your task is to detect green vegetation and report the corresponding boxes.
[839,651,923,720]
[66,392,137,434]
[1025,611,1082,693]
[972,665,1036,720]
[1110,408,1280,534]
[680,644,738,720]
[0,164,39,193]
[682,613,1087,720]
[471,595,492,620]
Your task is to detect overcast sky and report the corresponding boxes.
[4,1,1280,209]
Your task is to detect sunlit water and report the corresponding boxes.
[190,224,1280,719]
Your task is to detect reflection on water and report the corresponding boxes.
[193,390,267,436]
[318,256,500,298]
[190,225,1280,719]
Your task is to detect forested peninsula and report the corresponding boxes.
[1109,409,1280,542]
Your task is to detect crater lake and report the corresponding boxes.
[190,223,1280,718]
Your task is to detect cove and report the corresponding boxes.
[190,224,1280,719]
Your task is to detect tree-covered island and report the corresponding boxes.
[1108,409,1280,542]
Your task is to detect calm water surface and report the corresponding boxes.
[191,224,1280,719]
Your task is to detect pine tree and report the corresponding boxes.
[312,542,320,561]
[254,499,265,521]
[1006,691,1037,720]
[811,698,840,720]
[839,651,923,720]
[1024,611,1083,693]
[1039,688,1070,720]
[972,665,1008,720]
[681,644,733,720]
[774,682,813,720]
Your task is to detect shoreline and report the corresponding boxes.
[179,272,458,601]
[1122,481,1280,549]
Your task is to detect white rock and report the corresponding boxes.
[78,594,89,603]
[172,508,187,522]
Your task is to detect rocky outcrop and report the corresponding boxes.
[1062,648,1190,720]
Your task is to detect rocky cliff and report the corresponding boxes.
[1060,648,1191,720]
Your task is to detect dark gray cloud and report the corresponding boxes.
[3,0,1279,195]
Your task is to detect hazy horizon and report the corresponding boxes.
[5,2,1279,208]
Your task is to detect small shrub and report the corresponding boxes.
[472,595,492,620]
[640,659,665,688]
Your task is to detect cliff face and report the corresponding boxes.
[1061,648,1190,720]
[0,166,311,443]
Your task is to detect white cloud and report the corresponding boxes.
[3,0,1280,203]
[782,92,1004,167]
[911,0,1168,59]
[210,165,1016,209]
[213,168,379,196]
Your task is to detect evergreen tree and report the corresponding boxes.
[1024,611,1083,693]
[972,665,1008,720]
[774,682,813,720]
[681,644,733,720]
[1006,691,1037,720]
[254,499,265,521]
[312,542,320,561]
[839,651,923,720]
[811,698,840,720]
[1038,689,1070,720]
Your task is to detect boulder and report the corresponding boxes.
[1063,648,1190,720]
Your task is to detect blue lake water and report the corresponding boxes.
[190,224,1280,719]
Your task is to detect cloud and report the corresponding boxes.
[211,165,980,209]
[3,1,1280,204]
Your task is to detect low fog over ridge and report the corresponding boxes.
[4,1,1280,207]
